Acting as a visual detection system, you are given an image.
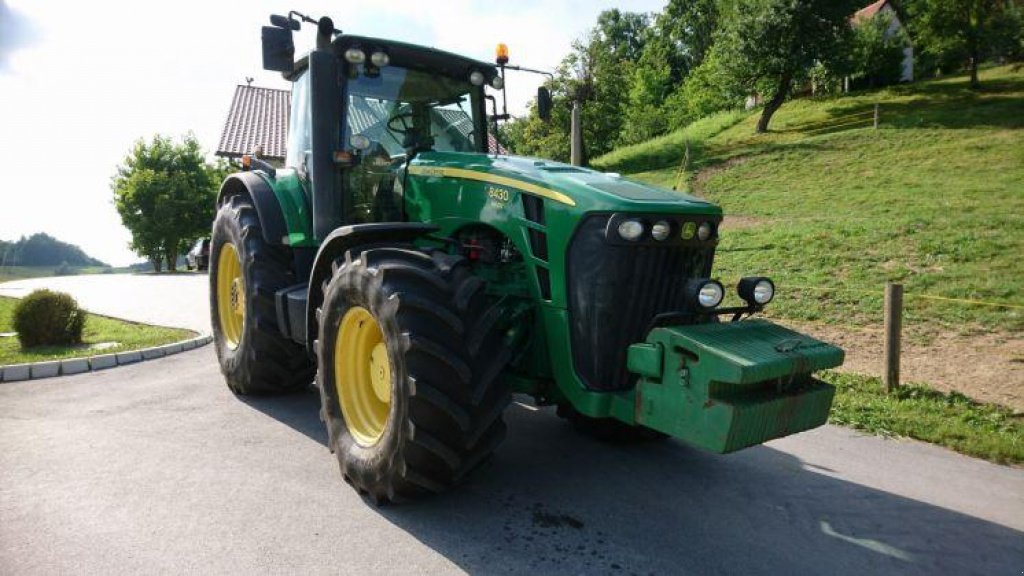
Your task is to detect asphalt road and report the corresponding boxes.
[1,274,1022,575]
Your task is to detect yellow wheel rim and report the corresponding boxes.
[335,306,392,447]
[216,242,245,350]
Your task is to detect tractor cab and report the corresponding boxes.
[264,16,503,235]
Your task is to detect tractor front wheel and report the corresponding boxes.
[210,195,313,394]
[316,247,511,503]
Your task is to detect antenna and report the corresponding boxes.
[245,77,254,87]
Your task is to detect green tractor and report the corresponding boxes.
[209,13,844,503]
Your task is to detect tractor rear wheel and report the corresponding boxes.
[210,195,314,394]
[316,247,511,503]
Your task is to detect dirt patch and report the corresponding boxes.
[794,322,1024,412]
[690,155,750,196]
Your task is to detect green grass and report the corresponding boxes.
[825,371,1024,465]
[593,66,1024,335]
[0,296,194,365]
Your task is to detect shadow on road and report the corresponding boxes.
[242,393,1024,575]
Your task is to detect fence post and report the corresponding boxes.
[883,282,903,392]
[873,103,880,129]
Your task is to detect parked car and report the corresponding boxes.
[187,238,211,271]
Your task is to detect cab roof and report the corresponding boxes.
[286,35,499,83]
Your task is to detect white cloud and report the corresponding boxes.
[0,0,663,266]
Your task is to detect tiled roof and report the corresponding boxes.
[216,85,290,160]
[216,84,506,159]
[853,0,889,23]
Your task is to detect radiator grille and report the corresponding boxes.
[566,215,715,391]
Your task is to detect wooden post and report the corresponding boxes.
[883,282,903,392]
[570,100,583,166]
[873,103,880,129]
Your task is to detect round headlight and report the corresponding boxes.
[753,280,774,304]
[698,281,725,308]
[617,219,644,241]
[370,51,390,67]
[469,71,485,86]
[491,75,504,89]
[697,221,715,241]
[344,48,366,64]
[651,220,671,241]
[738,277,775,305]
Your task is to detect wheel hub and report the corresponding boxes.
[335,306,392,447]
[229,277,245,314]
[216,242,244,350]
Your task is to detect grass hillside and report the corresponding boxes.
[594,65,1024,336]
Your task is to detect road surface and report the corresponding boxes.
[1,274,1022,575]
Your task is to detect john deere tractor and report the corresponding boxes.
[209,13,844,503]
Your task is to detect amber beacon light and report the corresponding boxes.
[496,43,509,66]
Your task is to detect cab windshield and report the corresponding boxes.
[344,65,485,156]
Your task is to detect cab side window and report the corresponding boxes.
[286,71,311,170]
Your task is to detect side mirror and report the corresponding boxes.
[261,26,295,72]
[270,14,300,30]
[537,87,553,122]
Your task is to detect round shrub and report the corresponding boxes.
[13,289,86,348]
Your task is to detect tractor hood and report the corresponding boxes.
[408,152,721,216]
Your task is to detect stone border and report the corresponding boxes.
[0,334,213,383]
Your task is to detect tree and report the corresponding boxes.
[658,0,723,82]
[502,10,650,161]
[906,0,1023,87]
[850,11,909,88]
[619,32,674,145]
[112,134,220,271]
[711,0,856,133]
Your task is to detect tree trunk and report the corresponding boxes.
[165,248,178,272]
[756,71,793,133]
[150,256,163,273]
[969,53,980,89]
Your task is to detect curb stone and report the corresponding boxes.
[116,351,143,365]
[0,334,211,383]
[60,358,90,375]
[30,361,60,379]
[140,347,165,360]
[89,354,118,370]
[3,364,30,382]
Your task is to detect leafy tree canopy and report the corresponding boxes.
[111,134,226,272]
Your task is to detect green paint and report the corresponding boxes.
[263,168,315,247]
[628,320,843,452]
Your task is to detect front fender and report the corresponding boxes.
[304,222,439,354]
[216,171,289,246]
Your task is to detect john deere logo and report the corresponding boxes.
[681,221,697,239]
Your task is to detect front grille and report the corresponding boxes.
[566,214,715,391]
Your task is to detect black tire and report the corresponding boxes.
[316,247,512,503]
[557,404,668,443]
[210,195,314,395]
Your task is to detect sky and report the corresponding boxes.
[0,0,665,266]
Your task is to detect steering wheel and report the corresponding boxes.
[387,111,415,135]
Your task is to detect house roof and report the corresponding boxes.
[216,84,505,160]
[216,85,291,160]
[852,0,890,23]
